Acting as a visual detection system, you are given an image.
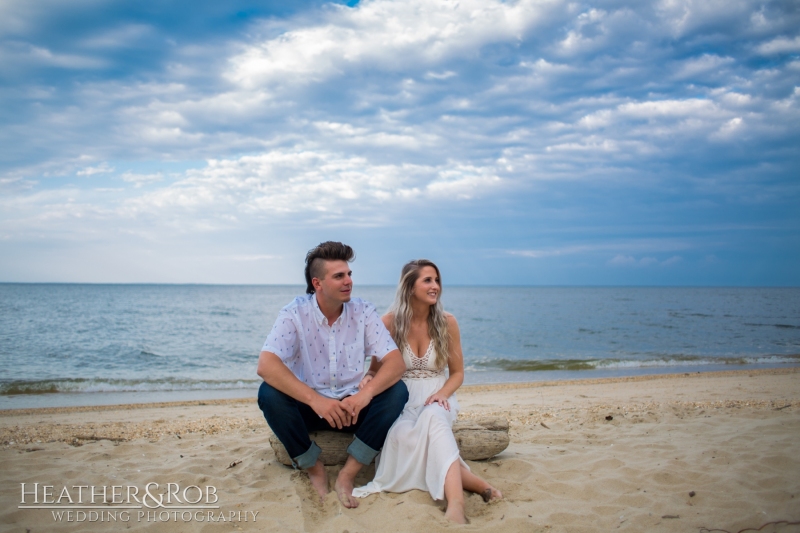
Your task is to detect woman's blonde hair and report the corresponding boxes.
[389,259,449,370]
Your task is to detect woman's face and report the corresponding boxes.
[411,265,440,306]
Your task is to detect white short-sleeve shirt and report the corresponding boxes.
[262,294,398,399]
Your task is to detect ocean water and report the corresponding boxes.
[1,284,798,409]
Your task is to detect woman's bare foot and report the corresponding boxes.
[306,461,329,502]
[444,501,468,524]
[481,486,503,502]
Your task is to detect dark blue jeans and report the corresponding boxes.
[257,380,408,469]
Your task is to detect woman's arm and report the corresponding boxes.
[425,314,465,409]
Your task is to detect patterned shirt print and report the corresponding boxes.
[262,294,397,399]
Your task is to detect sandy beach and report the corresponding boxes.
[1,367,799,533]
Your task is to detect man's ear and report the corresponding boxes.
[311,277,323,292]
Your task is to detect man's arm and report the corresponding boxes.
[340,349,405,423]
[257,350,352,429]
[357,313,395,390]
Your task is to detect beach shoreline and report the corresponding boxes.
[2,367,799,532]
[0,366,795,417]
[3,363,798,411]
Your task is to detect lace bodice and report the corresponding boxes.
[402,340,445,380]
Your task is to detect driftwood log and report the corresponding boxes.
[268,417,509,466]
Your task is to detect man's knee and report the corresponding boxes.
[258,381,290,413]
[381,380,409,412]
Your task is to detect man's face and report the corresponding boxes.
[314,260,353,304]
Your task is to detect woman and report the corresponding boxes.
[352,259,501,523]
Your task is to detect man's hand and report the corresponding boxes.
[311,396,352,429]
[340,391,373,425]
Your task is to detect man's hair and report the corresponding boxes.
[304,241,355,294]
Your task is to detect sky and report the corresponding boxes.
[0,0,798,286]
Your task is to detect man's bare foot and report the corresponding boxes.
[481,486,503,502]
[334,477,358,509]
[334,457,362,509]
[306,460,329,502]
[444,501,468,524]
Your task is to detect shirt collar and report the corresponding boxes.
[311,293,346,327]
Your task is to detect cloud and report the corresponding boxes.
[757,35,800,55]
[710,117,744,140]
[0,146,509,243]
[77,163,115,176]
[120,172,164,187]
[509,240,692,259]
[230,254,281,261]
[225,0,556,89]
[672,54,735,79]
[509,245,602,258]
[1,0,799,283]
[608,255,682,267]
[116,149,505,221]
[78,23,154,49]
[0,41,107,70]
[617,99,720,119]
[424,70,457,80]
[4,0,797,177]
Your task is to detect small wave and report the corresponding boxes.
[470,354,800,372]
[0,378,262,396]
[744,323,800,329]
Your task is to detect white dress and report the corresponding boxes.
[353,341,469,501]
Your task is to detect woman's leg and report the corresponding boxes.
[460,465,503,501]
[443,460,467,523]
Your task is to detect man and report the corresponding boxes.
[257,241,408,508]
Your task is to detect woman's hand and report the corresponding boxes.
[425,390,450,411]
[358,372,375,390]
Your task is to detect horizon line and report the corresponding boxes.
[1,282,798,289]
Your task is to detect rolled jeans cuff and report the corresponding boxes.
[347,436,378,466]
[293,440,321,470]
